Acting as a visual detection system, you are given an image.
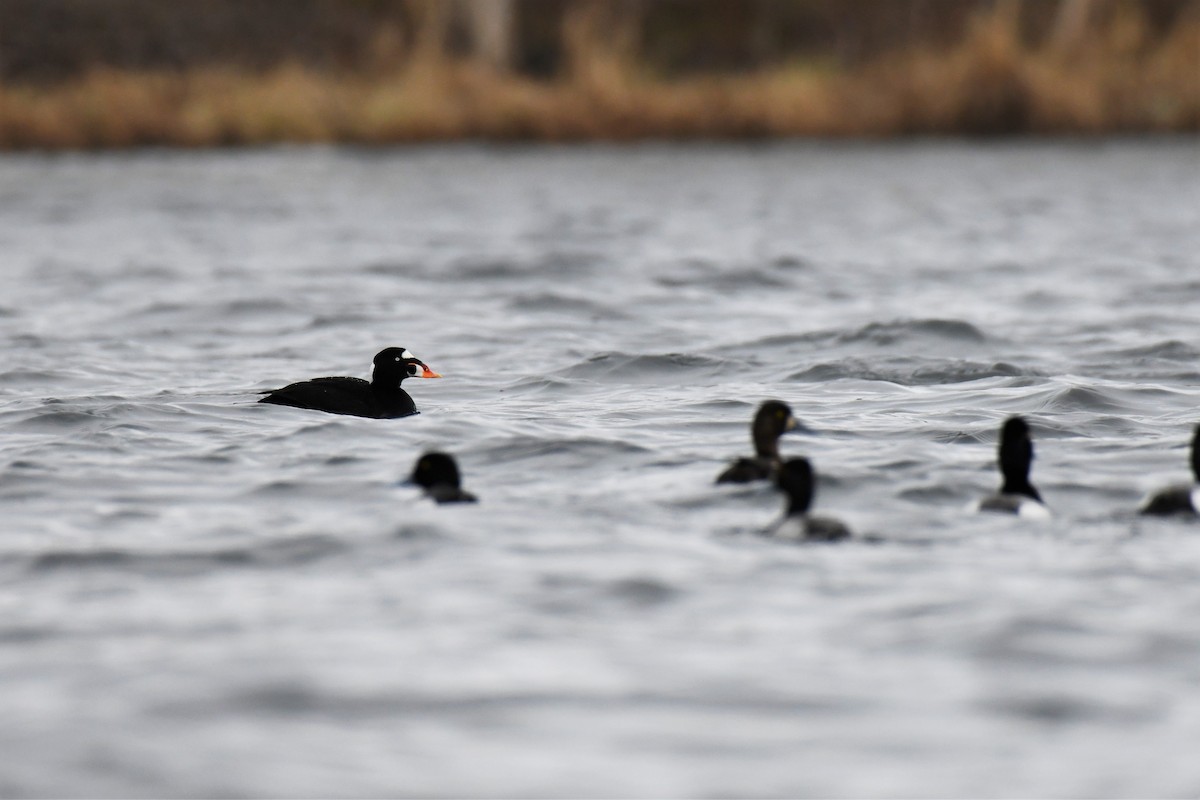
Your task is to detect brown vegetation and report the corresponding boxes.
[0,0,1197,148]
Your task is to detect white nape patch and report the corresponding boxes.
[1191,485,1200,513]
[401,349,414,360]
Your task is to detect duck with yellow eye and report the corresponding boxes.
[716,400,800,484]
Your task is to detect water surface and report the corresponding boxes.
[1,141,1199,797]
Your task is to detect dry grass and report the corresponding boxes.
[1,6,1196,148]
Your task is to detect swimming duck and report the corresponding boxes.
[768,457,852,542]
[410,452,477,504]
[259,347,440,418]
[977,416,1050,518]
[716,400,799,484]
[1138,424,1200,516]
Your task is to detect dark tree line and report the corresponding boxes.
[2,0,1196,83]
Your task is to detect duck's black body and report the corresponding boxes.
[717,400,799,484]
[259,347,440,419]
[1140,486,1199,516]
[718,457,774,483]
[261,376,417,418]
[1139,424,1200,517]
[978,416,1049,518]
[410,452,477,505]
[768,457,851,542]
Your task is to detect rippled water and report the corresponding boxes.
[2,141,1199,797]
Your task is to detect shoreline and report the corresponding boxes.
[3,14,1196,150]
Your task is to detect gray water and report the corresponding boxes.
[1,140,1199,798]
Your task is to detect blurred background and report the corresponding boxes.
[3,3,1200,798]
[1,0,1197,147]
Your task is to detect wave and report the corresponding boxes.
[788,358,1032,385]
[28,534,347,575]
[0,369,72,386]
[719,318,990,358]
[507,292,626,318]
[606,576,681,607]
[134,298,296,319]
[436,251,604,281]
[838,318,988,346]
[129,301,186,317]
[556,351,734,382]
[220,298,295,315]
[1043,385,1128,412]
[473,435,652,470]
[307,313,376,329]
[362,260,421,277]
[654,264,792,291]
[1100,340,1200,361]
[503,376,580,395]
[897,485,969,504]
[12,409,103,431]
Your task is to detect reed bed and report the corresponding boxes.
[1,6,1196,148]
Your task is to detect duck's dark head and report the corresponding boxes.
[998,415,1040,500]
[752,400,799,458]
[372,347,441,388]
[775,456,815,516]
[410,452,462,491]
[1190,423,1200,483]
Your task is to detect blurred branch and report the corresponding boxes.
[464,0,515,70]
[408,0,451,65]
[1051,0,1106,50]
[562,0,642,83]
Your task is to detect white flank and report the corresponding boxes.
[1017,498,1052,520]
[770,516,807,541]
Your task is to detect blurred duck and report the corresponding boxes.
[409,452,477,505]
[768,457,852,542]
[1138,424,1200,517]
[716,400,799,484]
[977,416,1050,519]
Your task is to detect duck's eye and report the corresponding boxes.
[395,356,401,362]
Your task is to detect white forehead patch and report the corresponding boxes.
[401,349,414,360]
